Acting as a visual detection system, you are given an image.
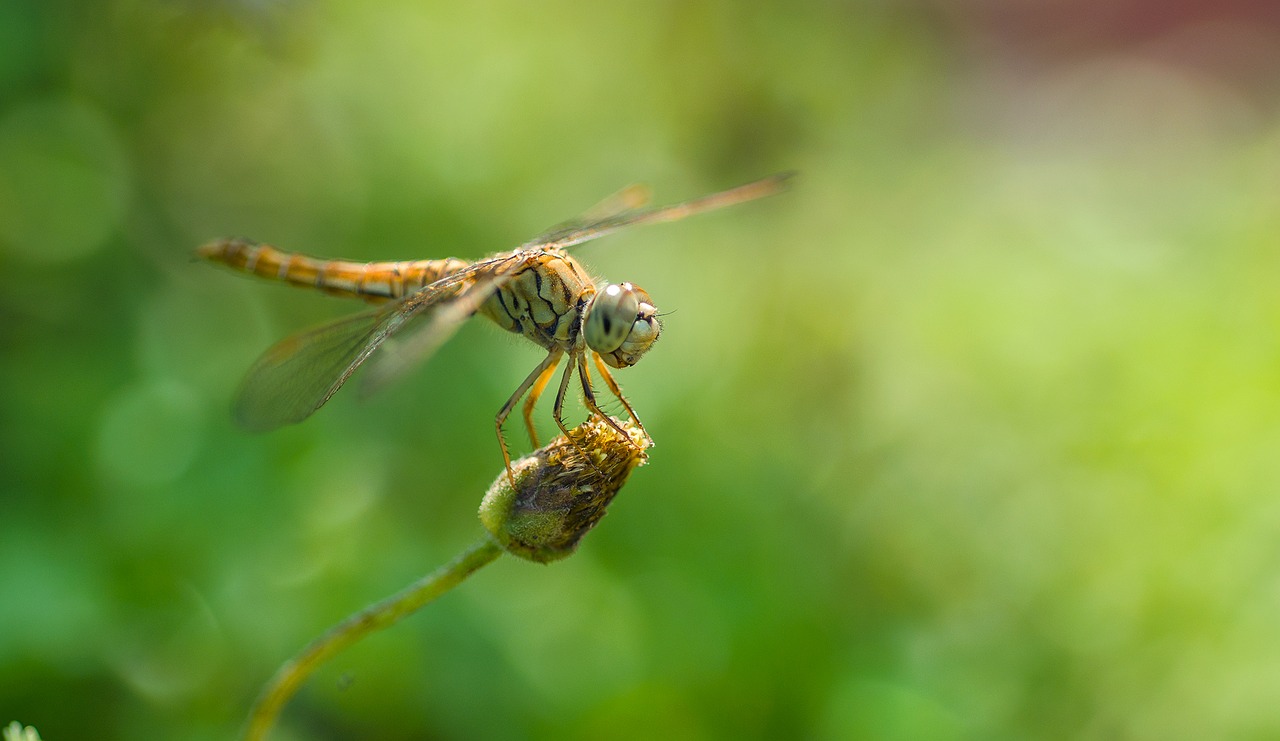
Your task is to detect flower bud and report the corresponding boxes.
[479,416,651,563]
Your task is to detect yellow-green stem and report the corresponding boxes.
[243,536,504,741]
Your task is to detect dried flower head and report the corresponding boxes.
[479,416,651,563]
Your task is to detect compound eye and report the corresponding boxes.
[585,283,661,368]
[585,283,639,353]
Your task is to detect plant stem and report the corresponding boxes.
[243,535,504,741]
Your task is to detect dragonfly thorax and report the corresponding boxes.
[583,282,661,369]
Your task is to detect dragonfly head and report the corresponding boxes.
[584,282,661,369]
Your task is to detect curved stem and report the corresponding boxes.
[243,536,504,741]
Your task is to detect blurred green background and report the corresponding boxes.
[4,0,1280,738]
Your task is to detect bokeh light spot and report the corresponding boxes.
[0,96,130,263]
[96,380,204,489]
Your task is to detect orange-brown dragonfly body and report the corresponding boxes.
[202,239,606,360]
[200,241,473,305]
[199,174,790,480]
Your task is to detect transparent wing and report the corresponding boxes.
[527,173,794,251]
[233,305,405,431]
[357,257,525,397]
[232,254,520,431]
[521,183,652,247]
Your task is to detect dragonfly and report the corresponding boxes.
[199,173,790,482]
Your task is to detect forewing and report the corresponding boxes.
[521,183,652,248]
[529,172,794,251]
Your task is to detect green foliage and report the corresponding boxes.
[3,1,1280,738]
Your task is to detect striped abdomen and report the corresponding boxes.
[198,238,470,303]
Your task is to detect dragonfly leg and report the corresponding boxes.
[496,349,563,487]
[521,353,562,449]
[551,352,578,440]
[591,352,647,439]
[552,352,605,474]
[578,353,644,450]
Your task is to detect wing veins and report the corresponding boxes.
[232,255,522,430]
[526,173,793,251]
